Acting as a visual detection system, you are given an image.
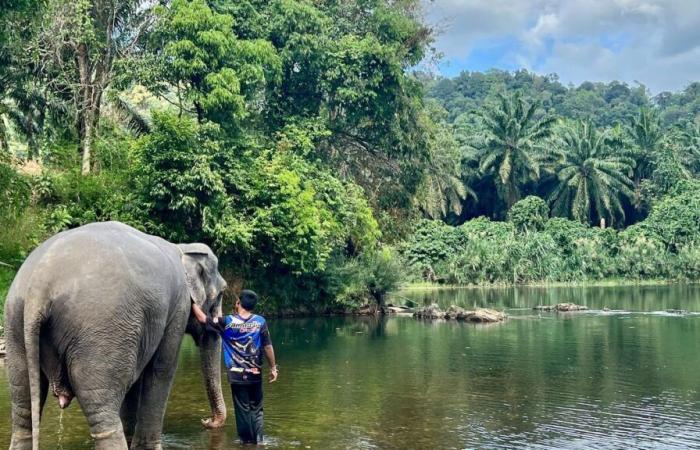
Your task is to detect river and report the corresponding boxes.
[2,284,700,448]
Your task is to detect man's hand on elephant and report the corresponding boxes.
[201,416,226,429]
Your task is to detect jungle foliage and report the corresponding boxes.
[3,1,700,313]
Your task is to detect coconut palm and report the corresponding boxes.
[547,120,635,226]
[416,124,476,219]
[627,107,664,211]
[679,121,700,175]
[472,92,555,208]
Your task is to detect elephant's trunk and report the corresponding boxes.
[200,332,227,428]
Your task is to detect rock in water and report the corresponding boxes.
[534,303,588,312]
[462,308,507,323]
[444,305,468,319]
[414,305,506,322]
[413,304,445,319]
[555,303,588,311]
[386,306,413,314]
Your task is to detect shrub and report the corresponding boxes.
[508,195,549,232]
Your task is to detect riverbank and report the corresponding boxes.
[397,279,687,291]
[0,266,696,326]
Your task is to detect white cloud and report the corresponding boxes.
[423,0,700,92]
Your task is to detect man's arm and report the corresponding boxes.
[191,302,225,334]
[264,345,278,383]
[260,322,278,382]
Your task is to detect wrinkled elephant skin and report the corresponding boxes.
[4,221,227,449]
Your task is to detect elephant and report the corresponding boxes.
[4,221,228,449]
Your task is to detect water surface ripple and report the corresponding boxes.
[2,284,700,448]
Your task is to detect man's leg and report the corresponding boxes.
[249,382,264,444]
[231,384,255,443]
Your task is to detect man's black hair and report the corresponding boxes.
[239,290,258,311]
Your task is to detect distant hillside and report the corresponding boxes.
[423,69,700,127]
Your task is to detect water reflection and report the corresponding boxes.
[390,284,700,313]
[1,285,700,448]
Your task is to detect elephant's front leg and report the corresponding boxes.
[130,330,184,450]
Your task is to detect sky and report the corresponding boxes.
[422,0,700,93]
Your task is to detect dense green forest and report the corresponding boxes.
[2,0,700,318]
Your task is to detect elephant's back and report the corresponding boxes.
[11,221,184,311]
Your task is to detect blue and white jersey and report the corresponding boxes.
[207,314,271,384]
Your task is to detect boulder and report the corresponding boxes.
[413,303,445,319]
[0,338,5,357]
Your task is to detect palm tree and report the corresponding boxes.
[627,107,664,212]
[547,120,635,226]
[472,92,555,209]
[416,124,476,219]
[679,121,700,175]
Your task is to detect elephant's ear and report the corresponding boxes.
[178,243,211,306]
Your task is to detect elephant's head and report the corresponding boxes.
[179,243,228,428]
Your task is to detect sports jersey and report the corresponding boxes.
[207,314,271,384]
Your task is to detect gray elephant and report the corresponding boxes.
[4,221,228,449]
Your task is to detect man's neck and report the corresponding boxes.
[237,308,252,319]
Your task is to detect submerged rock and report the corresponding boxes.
[534,303,588,312]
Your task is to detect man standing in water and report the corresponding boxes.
[191,290,278,444]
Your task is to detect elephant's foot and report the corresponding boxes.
[9,429,33,450]
[92,428,128,450]
[129,438,162,450]
[201,414,226,429]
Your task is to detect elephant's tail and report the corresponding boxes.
[23,301,43,450]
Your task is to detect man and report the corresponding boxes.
[191,289,278,444]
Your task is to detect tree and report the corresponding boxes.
[142,0,280,129]
[626,107,665,213]
[414,103,474,220]
[415,132,473,220]
[472,93,555,209]
[679,121,700,175]
[508,196,549,233]
[547,120,635,225]
[30,0,154,174]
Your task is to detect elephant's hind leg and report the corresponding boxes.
[130,328,185,450]
[121,378,142,446]
[75,387,129,450]
[5,309,48,450]
[6,336,33,450]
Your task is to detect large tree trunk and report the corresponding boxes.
[0,116,9,155]
[25,111,39,161]
[76,42,102,175]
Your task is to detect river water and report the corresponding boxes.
[2,284,700,449]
